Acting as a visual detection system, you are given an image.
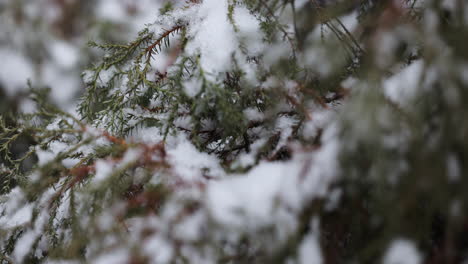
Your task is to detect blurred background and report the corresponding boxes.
[0,0,175,113]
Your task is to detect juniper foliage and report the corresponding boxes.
[1,0,468,263]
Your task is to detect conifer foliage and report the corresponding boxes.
[2,0,468,263]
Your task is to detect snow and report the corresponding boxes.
[302,109,332,139]
[384,60,424,106]
[130,126,165,144]
[173,211,205,241]
[0,49,34,95]
[13,230,38,262]
[304,45,336,77]
[300,124,340,199]
[19,98,37,113]
[46,261,80,264]
[93,160,114,184]
[168,137,225,181]
[274,116,297,152]
[383,239,422,264]
[36,140,69,166]
[0,0,166,109]
[233,6,264,55]
[375,31,400,68]
[0,188,26,213]
[186,0,236,77]
[243,107,264,122]
[446,153,461,182]
[97,0,129,23]
[97,0,164,33]
[0,203,33,229]
[207,162,287,228]
[339,12,359,33]
[96,66,118,87]
[143,235,174,262]
[183,77,203,97]
[122,147,142,164]
[442,0,457,10]
[263,42,291,67]
[234,138,267,167]
[49,40,79,69]
[298,220,323,264]
[91,148,141,185]
[295,0,309,9]
[93,248,129,264]
[0,188,34,229]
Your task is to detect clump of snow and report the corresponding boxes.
[207,162,287,228]
[341,77,358,90]
[130,126,165,144]
[183,77,203,97]
[0,203,33,229]
[186,0,236,76]
[207,118,340,230]
[375,31,400,68]
[121,147,142,164]
[384,60,424,106]
[46,261,80,264]
[173,211,205,242]
[49,40,79,69]
[383,239,422,264]
[167,137,225,181]
[96,66,118,87]
[446,153,461,182]
[233,138,267,168]
[92,248,129,264]
[232,5,264,55]
[96,0,129,23]
[42,62,80,107]
[243,107,264,122]
[263,42,291,67]
[19,98,37,113]
[97,0,164,33]
[303,45,340,77]
[274,116,297,152]
[0,49,34,95]
[93,148,142,184]
[143,235,174,262]
[298,219,323,264]
[92,160,114,184]
[13,230,39,262]
[181,0,263,84]
[302,109,333,139]
[36,140,69,166]
[339,11,359,33]
[0,188,33,229]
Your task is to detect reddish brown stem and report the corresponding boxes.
[146,25,184,57]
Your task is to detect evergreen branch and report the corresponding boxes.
[257,0,297,57]
[145,25,185,60]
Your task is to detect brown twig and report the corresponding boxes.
[146,25,184,59]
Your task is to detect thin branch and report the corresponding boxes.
[146,25,184,59]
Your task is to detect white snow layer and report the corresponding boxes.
[186,0,236,76]
[299,222,323,264]
[207,124,339,229]
[384,60,424,106]
[0,188,33,229]
[185,0,262,79]
[168,138,225,181]
[0,49,34,95]
[383,239,422,264]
